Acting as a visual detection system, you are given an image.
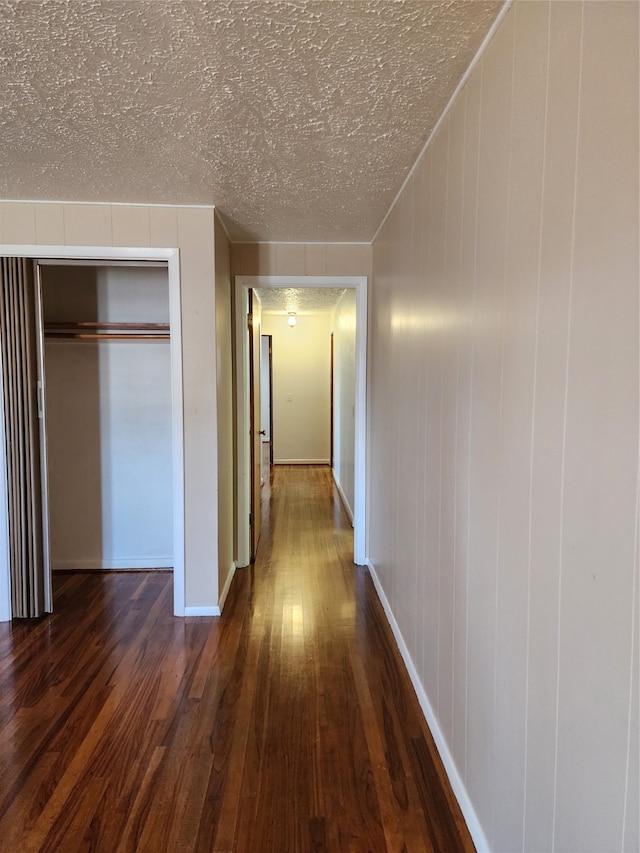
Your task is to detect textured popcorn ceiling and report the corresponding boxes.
[257,287,346,314]
[0,0,503,242]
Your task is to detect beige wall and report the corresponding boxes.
[0,201,219,609]
[231,241,371,278]
[214,217,235,601]
[369,3,639,852]
[261,312,332,464]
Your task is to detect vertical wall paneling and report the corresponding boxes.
[465,8,514,835]
[230,242,372,279]
[454,62,483,786]
[524,4,582,851]
[422,132,442,713]
[493,4,549,847]
[214,217,235,609]
[438,88,466,751]
[369,3,639,850]
[111,205,151,248]
[275,243,305,275]
[149,207,179,249]
[34,204,65,246]
[554,3,639,851]
[0,203,36,245]
[176,207,217,608]
[63,204,113,246]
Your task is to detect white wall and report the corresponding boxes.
[331,289,356,519]
[368,2,639,851]
[42,264,173,569]
[261,312,331,464]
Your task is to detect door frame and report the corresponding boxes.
[247,289,262,561]
[262,334,274,465]
[330,331,334,470]
[234,275,368,567]
[0,245,185,621]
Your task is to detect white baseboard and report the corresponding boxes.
[52,558,173,571]
[184,605,219,617]
[366,558,491,853]
[273,458,330,465]
[332,470,354,525]
[218,561,236,613]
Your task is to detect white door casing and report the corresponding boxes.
[0,246,185,620]
[234,275,368,568]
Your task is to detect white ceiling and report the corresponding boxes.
[0,0,503,243]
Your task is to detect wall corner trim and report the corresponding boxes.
[51,559,173,571]
[273,458,330,465]
[333,470,354,525]
[214,208,233,242]
[184,606,220,617]
[218,561,236,613]
[366,558,492,853]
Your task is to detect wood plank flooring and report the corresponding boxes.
[0,465,475,852]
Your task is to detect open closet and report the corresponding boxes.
[39,261,174,581]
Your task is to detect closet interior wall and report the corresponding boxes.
[41,264,174,572]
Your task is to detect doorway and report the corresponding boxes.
[234,275,367,569]
[39,261,174,581]
[0,247,184,621]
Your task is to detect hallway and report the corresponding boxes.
[0,466,473,852]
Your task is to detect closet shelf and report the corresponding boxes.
[44,321,170,341]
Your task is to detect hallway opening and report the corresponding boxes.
[234,274,368,569]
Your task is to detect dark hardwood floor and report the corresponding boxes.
[0,465,474,852]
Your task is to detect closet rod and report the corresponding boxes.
[44,333,170,341]
[36,259,167,269]
[45,322,170,331]
[44,322,170,341]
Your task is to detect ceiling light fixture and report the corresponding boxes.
[287,312,297,327]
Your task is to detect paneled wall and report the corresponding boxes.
[214,217,235,604]
[231,241,371,278]
[0,202,219,609]
[368,3,639,851]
